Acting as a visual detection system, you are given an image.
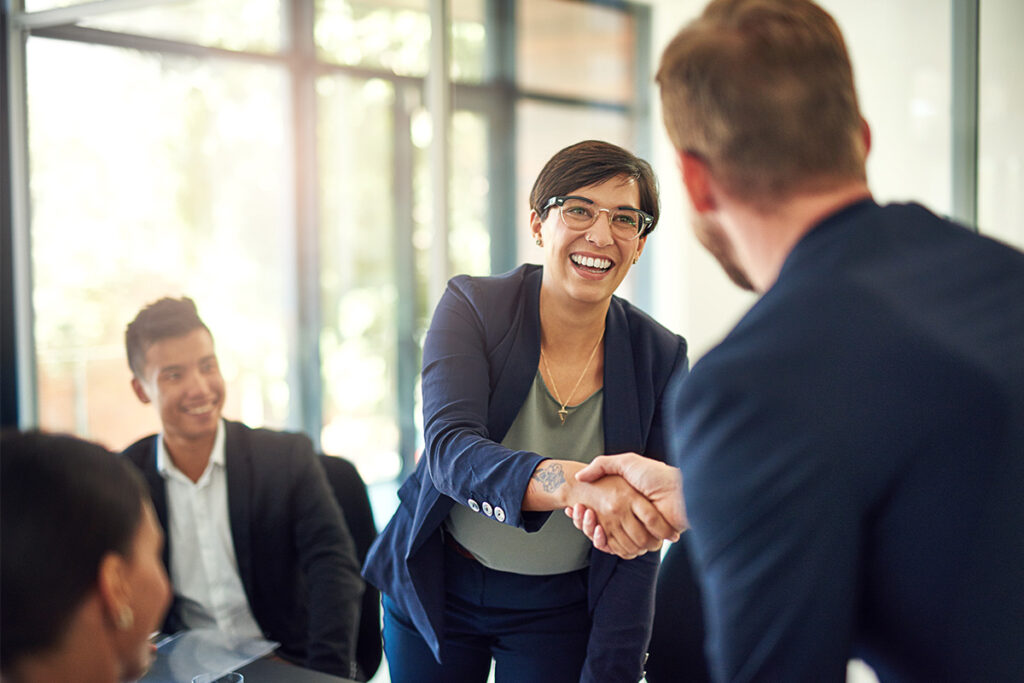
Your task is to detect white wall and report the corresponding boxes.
[640,0,959,363]
[643,0,757,362]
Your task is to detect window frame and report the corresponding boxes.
[3,0,655,481]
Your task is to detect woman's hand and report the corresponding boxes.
[523,459,678,559]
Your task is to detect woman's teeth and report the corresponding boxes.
[571,254,612,270]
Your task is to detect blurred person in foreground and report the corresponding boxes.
[1,431,172,683]
[363,140,701,682]
[122,296,364,679]
[571,0,1024,680]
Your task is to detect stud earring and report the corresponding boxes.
[116,605,134,630]
[632,253,640,265]
[535,235,543,247]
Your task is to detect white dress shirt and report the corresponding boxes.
[157,420,263,638]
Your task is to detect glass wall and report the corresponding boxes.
[10,0,652,493]
[26,37,293,449]
[317,73,401,482]
[822,0,952,214]
[978,0,1024,250]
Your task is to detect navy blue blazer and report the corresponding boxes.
[667,200,1024,681]
[363,264,688,682]
[123,420,364,679]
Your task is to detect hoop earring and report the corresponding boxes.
[535,235,543,247]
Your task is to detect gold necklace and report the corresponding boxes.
[540,330,604,425]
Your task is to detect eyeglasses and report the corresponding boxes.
[543,196,653,241]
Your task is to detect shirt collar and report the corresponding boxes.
[156,419,227,480]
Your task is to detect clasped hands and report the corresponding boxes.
[564,453,686,560]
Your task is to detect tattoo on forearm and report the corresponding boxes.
[533,462,566,493]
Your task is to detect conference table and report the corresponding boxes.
[233,656,358,682]
[138,630,359,683]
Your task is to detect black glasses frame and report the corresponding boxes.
[542,195,653,239]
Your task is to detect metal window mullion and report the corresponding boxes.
[630,1,654,311]
[517,89,631,114]
[951,0,979,231]
[427,0,451,303]
[394,85,418,477]
[29,24,286,65]
[288,0,324,445]
[485,0,516,275]
[6,12,38,428]
[12,0,183,31]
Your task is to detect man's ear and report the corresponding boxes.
[97,551,129,627]
[677,150,716,213]
[860,116,872,157]
[131,377,152,405]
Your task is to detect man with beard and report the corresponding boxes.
[571,0,1024,680]
[122,297,364,679]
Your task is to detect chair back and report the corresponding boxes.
[319,454,382,681]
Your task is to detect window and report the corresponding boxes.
[26,37,293,448]
[978,0,1024,249]
[7,1,653,503]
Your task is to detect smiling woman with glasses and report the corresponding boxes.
[364,140,704,682]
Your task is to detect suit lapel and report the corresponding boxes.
[603,298,643,454]
[589,299,646,607]
[488,266,543,442]
[141,436,172,572]
[224,421,255,596]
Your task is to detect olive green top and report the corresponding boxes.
[445,370,604,575]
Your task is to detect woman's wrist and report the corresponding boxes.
[524,459,585,510]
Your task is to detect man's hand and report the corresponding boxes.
[569,474,678,559]
[565,453,686,555]
[523,457,680,559]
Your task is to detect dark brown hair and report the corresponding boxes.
[125,296,210,378]
[529,140,660,237]
[1,431,149,669]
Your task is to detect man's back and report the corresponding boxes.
[671,200,1024,681]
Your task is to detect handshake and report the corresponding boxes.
[559,453,687,560]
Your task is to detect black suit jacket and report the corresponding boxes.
[123,420,364,679]
[668,200,1024,681]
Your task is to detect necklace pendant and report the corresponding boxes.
[557,407,568,425]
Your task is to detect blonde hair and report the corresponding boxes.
[657,0,867,202]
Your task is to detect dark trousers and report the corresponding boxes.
[645,535,710,683]
[382,541,592,683]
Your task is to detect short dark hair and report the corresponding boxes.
[125,296,210,378]
[0,431,149,669]
[529,140,660,237]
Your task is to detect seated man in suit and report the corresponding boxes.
[122,296,364,679]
